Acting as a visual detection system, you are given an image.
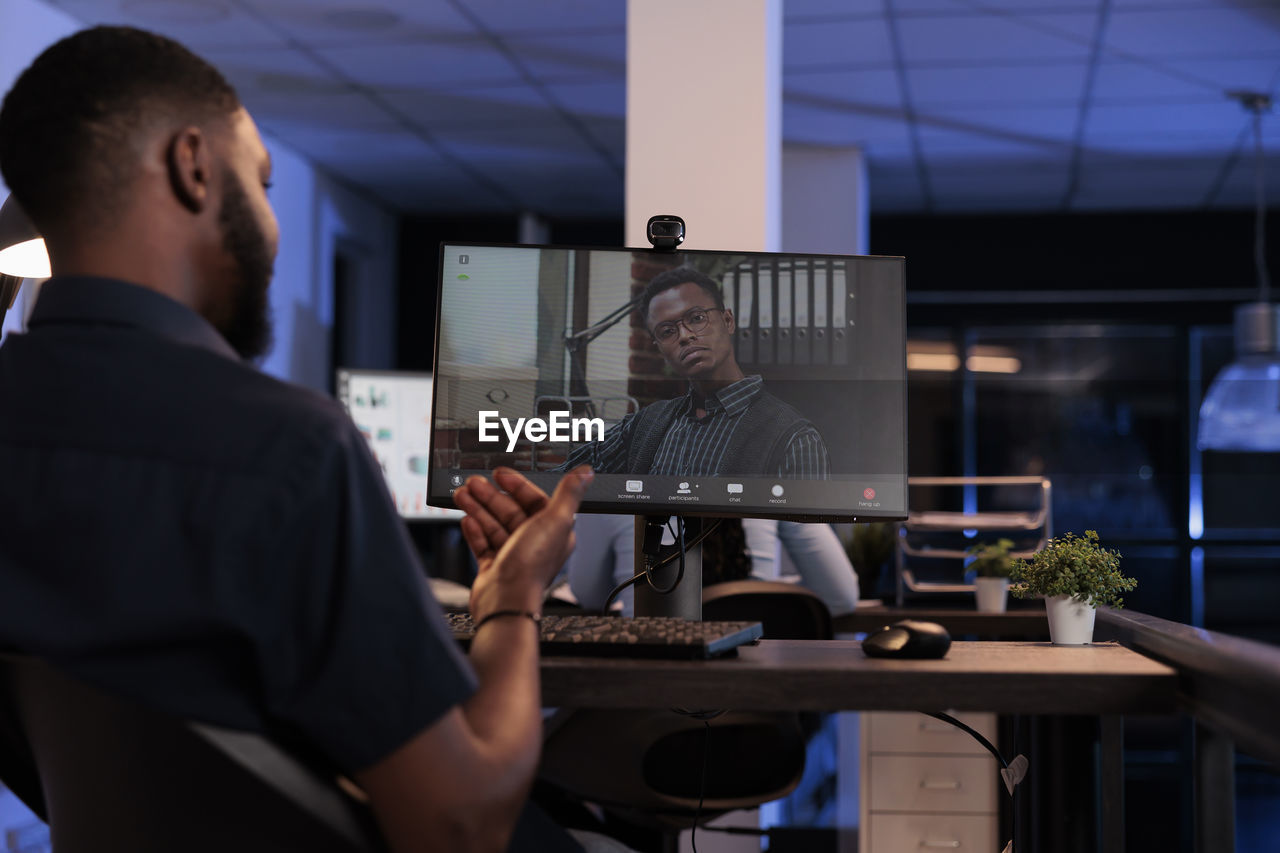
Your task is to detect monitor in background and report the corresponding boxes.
[427,244,907,525]
[336,368,465,522]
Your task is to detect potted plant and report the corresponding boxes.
[966,538,1015,613]
[846,522,896,601]
[1010,530,1137,645]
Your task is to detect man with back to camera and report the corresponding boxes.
[555,267,830,479]
[0,26,624,853]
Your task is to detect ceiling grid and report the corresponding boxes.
[28,0,1280,217]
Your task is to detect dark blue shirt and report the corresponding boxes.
[0,277,475,773]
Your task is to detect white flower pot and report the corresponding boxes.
[974,577,1010,613]
[1044,594,1097,645]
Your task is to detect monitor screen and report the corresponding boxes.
[336,368,465,522]
[428,244,907,523]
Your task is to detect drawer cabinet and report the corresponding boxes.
[865,813,998,853]
[860,712,999,853]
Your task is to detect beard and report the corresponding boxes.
[216,174,275,361]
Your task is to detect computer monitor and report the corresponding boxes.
[427,244,907,524]
[336,368,465,522]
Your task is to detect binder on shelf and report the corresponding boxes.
[776,263,793,365]
[794,261,811,366]
[756,263,774,365]
[727,267,753,365]
[831,262,850,366]
[812,260,830,365]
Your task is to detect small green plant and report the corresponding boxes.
[966,538,1015,579]
[1010,530,1137,608]
[846,522,896,599]
[847,522,895,571]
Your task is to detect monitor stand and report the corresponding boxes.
[632,515,702,620]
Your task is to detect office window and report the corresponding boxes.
[968,326,1181,541]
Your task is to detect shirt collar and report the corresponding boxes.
[684,375,763,417]
[27,276,240,361]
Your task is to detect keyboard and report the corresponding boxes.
[446,612,763,660]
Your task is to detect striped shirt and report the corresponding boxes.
[558,375,829,479]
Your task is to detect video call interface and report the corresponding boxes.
[428,243,907,523]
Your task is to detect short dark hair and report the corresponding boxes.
[0,26,240,233]
[640,266,725,323]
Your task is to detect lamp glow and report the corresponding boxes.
[0,237,50,279]
[0,194,49,278]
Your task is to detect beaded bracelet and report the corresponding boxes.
[474,609,542,632]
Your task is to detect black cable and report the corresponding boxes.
[926,712,1007,768]
[926,711,1019,851]
[643,517,685,594]
[1251,103,1271,302]
[651,518,721,570]
[690,719,711,853]
[601,571,642,613]
[600,518,724,611]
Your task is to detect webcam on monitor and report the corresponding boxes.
[646,215,685,251]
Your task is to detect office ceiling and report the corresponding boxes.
[36,0,1280,218]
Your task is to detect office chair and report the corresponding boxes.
[538,582,832,847]
[0,653,386,853]
[702,579,834,640]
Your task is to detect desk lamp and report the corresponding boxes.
[0,194,50,329]
[1197,92,1280,452]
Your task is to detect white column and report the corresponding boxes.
[626,0,782,253]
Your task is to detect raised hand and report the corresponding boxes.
[453,466,593,620]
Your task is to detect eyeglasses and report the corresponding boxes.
[651,307,723,344]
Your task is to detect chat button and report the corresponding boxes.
[727,483,744,494]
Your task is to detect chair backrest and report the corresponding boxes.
[540,707,806,822]
[541,581,832,825]
[702,579,834,640]
[0,654,386,853]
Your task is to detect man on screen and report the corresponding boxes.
[557,266,830,479]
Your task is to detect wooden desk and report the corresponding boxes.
[543,639,1175,853]
[833,606,1049,638]
[540,639,1176,714]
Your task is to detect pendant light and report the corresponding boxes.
[1197,92,1280,452]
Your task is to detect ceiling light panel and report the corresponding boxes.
[917,106,1080,148]
[782,105,916,154]
[783,69,903,108]
[315,40,525,89]
[1086,101,1248,138]
[543,82,627,119]
[248,0,472,42]
[431,122,602,156]
[910,62,1090,108]
[784,0,883,19]
[897,14,1096,64]
[1090,56,1280,103]
[784,19,896,69]
[1104,7,1280,56]
[46,0,283,47]
[379,87,552,126]
[503,31,626,77]
[459,0,623,34]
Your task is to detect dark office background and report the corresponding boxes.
[399,207,1279,853]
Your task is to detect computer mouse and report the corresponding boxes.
[861,619,951,659]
